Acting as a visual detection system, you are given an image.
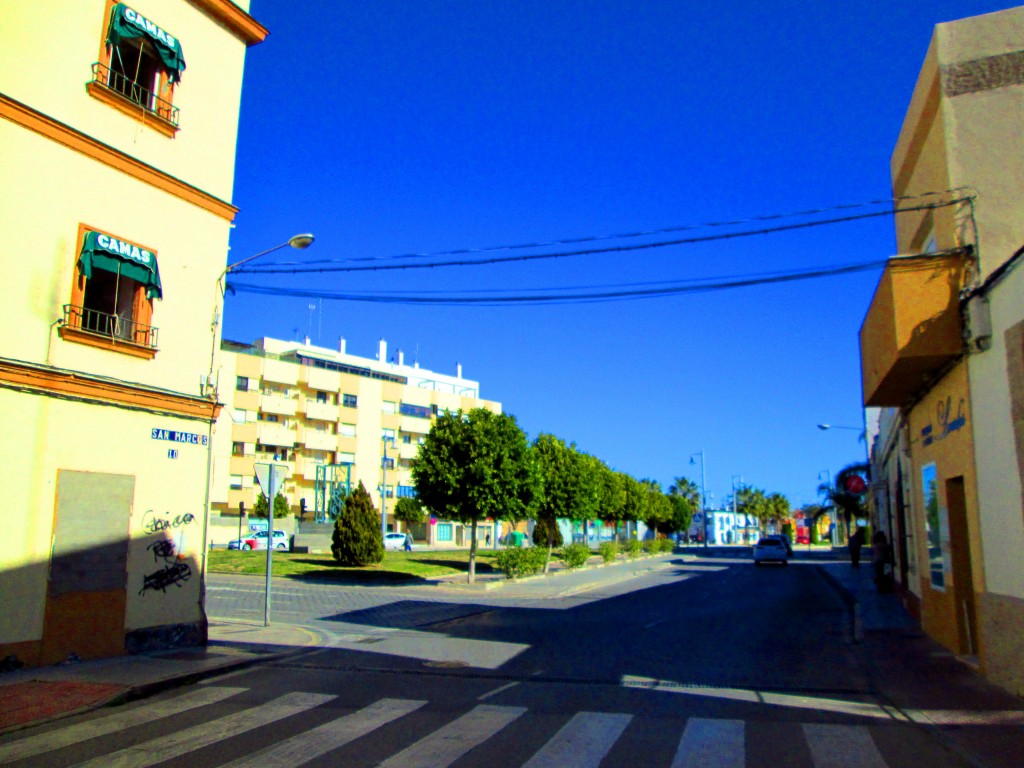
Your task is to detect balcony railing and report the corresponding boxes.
[63,304,158,350]
[90,62,179,126]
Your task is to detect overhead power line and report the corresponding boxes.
[247,188,974,270]
[226,248,970,307]
[236,199,970,276]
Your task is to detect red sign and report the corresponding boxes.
[844,475,866,494]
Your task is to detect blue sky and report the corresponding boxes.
[225,1,1011,509]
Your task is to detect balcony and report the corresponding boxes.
[303,399,338,422]
[59,304,158,358]
[87,62,179,134]
[256,422,296,448]
[860,251,968,407]
[297,426,337,452]
[261,392,297,417]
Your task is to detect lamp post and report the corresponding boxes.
[731,474,743,543]
[381,436,395,537]
[690,450,707,549]
[199,233,314,615]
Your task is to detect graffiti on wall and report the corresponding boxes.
[140,509,195,596]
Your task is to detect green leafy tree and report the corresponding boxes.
[620,474,647,538]
[253,491,289,519]
[532,435,601,572]
[639,479,671,534]
[667,477,700,535]
[412,408,535,583]
[531,516,563,548]
[595,464,626,538]
[393,496,425,528]
[331,482,384,566]
[736,485,769,532]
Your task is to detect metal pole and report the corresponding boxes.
[264,472,275,627]
[381,438,389,537]
[701,449,708,550]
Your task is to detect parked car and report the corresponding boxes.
[384,532,411,550]
[753,537,789,565]
[762,533,793,556]
[228,529,289,551]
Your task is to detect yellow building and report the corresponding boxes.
[861,6,1024,695]
[210,337,504,548]
[0,1,266,666]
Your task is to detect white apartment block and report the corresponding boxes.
[210,336,501,543]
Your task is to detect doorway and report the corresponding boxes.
[946,476,978,656]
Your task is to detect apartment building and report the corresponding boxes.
[861,7,1024,695]
[0,1,267,667]
[210,337,503,547]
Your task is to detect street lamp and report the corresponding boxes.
[199,233,314,616]
[690,450,707,549]
[731,474,744,543]
[381,435,395,537]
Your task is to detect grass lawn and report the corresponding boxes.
[207,549,500,583]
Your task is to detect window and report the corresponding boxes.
[231,409,248,424]
[88,2,186,134]
[339,423,356,438]
[399,403,431,419]
[397,485,416,498]
[229,475,244,490]
[343,394,357,408]
[402,434,412,445]
[62,226,160,357]
[382,486,395,498]
[382,428,396,441]
[382,401,397,414]
[258,413,279,423]
[232,442,245,456]
[382,458,395,470]
[339,452,355,464]
[236,376,249,391]
[436,523,453,542]
[316,391,328,404]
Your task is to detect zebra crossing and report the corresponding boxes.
[0,685,920,767]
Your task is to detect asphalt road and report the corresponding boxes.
[4,557,977,767]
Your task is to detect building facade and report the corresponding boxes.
[860,7,1024,695]
[0,1,266,666]
[210,337,504,548]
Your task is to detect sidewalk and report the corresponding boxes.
[820,559,1024,768]
[0,553,680,735]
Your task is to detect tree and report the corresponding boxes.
[667,476,700,535]
[331,482,384,566]
[531,434,601,572]
[736,485,769,532]
[393,496,425,528]
[820,462,870,541]
[412,408,535,583]
[620,474,647,537]
[253,491,289,519]
[595,465,626,539]
[766,493,791,529]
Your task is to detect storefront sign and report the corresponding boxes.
[922,396,967,447]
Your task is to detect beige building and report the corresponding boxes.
[0,1,266,666]
[861,6,1024,695]
[210,337,504,548]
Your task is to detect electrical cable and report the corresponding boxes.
[247,188,974,269]
[235,200,969,276]
[227,249,969,307]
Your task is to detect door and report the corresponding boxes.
[946,477,979,656]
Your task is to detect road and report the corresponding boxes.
[1,554,980,767]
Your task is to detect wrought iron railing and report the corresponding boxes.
[90,62,179,126]
[63,304,159,350]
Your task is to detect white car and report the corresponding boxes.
[753,537,788,565]
[228,530,289,551]
[384,532,411,550]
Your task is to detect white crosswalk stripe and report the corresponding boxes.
[804,723,889,768]
[522,711,633,768]
[377,704,527,768]
[671,717,745,768]
[70,691,334,768]
[0,687,909,768]
[0,686,247,764]
[220,698,427,768]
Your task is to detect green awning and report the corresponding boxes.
[106,3,186,84]
[78,231,163,300]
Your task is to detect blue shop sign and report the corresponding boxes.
[151,428,208,446]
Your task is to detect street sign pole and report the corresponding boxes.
[254,462,287,627]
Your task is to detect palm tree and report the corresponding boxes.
[820,462,869,541]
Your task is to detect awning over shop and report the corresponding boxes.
[107,3,186,83]
[78,231,163,300]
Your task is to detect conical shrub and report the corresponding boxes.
[331,482,384,566]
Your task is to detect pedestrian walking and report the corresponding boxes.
[403,534,412,552]
[849,528,865,568]
[872,530,890,591]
